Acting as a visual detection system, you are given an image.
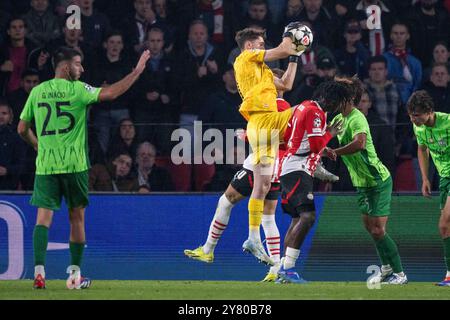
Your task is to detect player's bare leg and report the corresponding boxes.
[437,197,450,286]
[243,161,274,265]
[184,185,244,263]
[277,212,314,284]
[66,207,91,289]
[363,215,407,284]
[33,208,54,289]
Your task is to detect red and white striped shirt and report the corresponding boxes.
[280,100,332,177]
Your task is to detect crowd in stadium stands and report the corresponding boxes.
[0,0,449,193]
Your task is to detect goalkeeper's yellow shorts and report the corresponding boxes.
[246,109,292,166]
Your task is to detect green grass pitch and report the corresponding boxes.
[0,281,449,300]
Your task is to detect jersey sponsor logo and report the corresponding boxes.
[438,139,447,147]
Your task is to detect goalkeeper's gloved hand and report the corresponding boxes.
[283,21,301,39]
[288,45,306,63]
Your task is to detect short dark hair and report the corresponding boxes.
[367,55,387,69]
[7,16,26,29]
[407,90,434,114]
[103,30,124,43]
[391,20,410,33]
[312,81,354,113]
[249,0,268,7]
[52,46,82,68]
[235,28,266,50]
[21,68,39,79]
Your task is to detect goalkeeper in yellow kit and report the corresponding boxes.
[233,23,305,265]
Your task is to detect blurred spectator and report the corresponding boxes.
[132,27,176,155]
[422,42,450,82]
[7,68,40,128]
[242,0,277,45]
[266,0,287,25]
[355,0,395,56]
[122,0,157,56]
[205,144,246,191]
[93,0,135,30]
[137,184,151,193]
[0,10,12,46]
[334,18,371,79]
[107,118,140,160]
[198,63,245,133]
[89,153,139,192]
[286,56,337,105]
[48,18,97,72]
[363,55,400,126]
[172,0,241,56]
[0,101,26,190]
[152,0,177,52]
[422,63,450,113]
[383,22,422,105]
[135,141,174,191]
[176,20,222,149]
[406,0,450,68]
[90,31,133,154]
[5,67,39,190]
[356,90,396,177]
[23,0,61,47]
[79,0,111,49]
[283,0,304,24]
[0,17,36,95]
[297,0,338,49]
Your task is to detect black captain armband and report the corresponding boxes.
[288,55,299,63]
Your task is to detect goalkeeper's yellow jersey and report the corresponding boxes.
[234,49,277,121]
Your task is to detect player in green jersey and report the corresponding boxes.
[17,47,150,289]
[327,77,407,285]
[407,90,450,287]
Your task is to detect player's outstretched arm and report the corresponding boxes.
[98,50,151,102]
[17,120,38,151]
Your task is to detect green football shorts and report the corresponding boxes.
[356,177,392,217]
[31,170,89,211]
[439,177,450,210]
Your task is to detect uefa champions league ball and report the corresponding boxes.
[291,25,313,52]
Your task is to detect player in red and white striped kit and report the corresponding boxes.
[276,81,350,283]
[184,99,291,282]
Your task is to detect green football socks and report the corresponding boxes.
[376,234,404,273]
[70,242,85,267]
[33,225,49,266]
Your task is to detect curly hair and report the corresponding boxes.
[312,80,354,113]
[334,75,365,106]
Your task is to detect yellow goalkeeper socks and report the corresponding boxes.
[248,198,264,241]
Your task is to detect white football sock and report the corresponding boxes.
[446,271,450,278]
[34,265,45,278]
[203,195,233,254]
[261,214,280,263]
[283,247,300,270]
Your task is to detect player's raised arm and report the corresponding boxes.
[273,59,298,92]
[98,50,151,102]
[264,37,298,62]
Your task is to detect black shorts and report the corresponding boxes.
[230,169,280,201]
[280,171,315,218]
